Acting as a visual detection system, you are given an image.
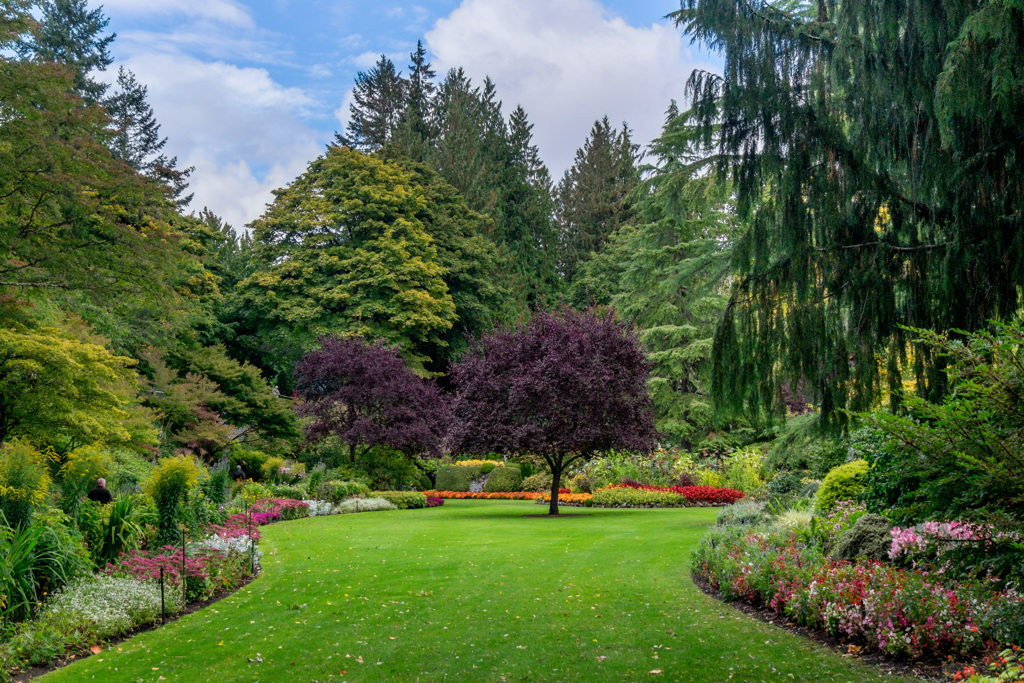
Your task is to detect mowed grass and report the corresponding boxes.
[42,501,920,682]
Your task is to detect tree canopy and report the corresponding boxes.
[450,309,656,514]
[673,0,1024,426]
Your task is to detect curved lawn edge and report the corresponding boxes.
[37,502,928,683]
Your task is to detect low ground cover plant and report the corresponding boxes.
[371,491,427,509]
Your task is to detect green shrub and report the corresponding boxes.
[0,439,51,528]
[260,456,286,483]
[144,455,201,547]
[29,505,93,597]
[269,485,306,501]
[830,513,893,562]
[816,459,869,514]
[483,466,523,492]
[358,447,421,490]
[716,500,769,526]
[305,465,327,495]
[316,480,370,505]
[200,464,231,507]
[765,471,803,499]
[435,465,483,492]
[55,445,113,517]
[371,491,427,509]
[521,472,553,492]
[228,448,269,482]
[417,475,432,491]
[723,446,764,493]
[109,449,153,496]
[479,462,497,474]
[590,487,687,507]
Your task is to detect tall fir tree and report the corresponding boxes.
[345,55,407,152]
[500,105,562,308]
[673,0,1024,427]
[556,116,641,288]
[388,40,436,162]
[15,0,114,103]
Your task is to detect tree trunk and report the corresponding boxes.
[349,442,356,464]
[548,464,561,515]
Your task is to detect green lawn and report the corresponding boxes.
[41,501,920,682]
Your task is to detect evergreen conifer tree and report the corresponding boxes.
[555,117,640,286]
[389,40,436,162]
[346,55,407,152]
[673,0,1024,426]
[16,0,114,103]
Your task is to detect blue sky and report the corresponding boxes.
[90,0,718,228]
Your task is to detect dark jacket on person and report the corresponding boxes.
[87,486,113,505]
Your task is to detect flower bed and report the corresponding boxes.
[423,490,544,500]
[693,525,1024,660]
[607,482,745,505]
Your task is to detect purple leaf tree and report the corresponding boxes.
[450,308,657,514]
[294,336,449,463]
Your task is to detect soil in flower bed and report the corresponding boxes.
[11,574,255,682]
[691,572,964,683]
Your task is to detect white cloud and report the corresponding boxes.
[96,0,255,28]
[120,53,324,228]
[426,0,717,178]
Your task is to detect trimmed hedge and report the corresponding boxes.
[816,459,869,514]
[483,466,523,492]
[371,491,427,509]
[435,465,483,492]
[316,480,370,504]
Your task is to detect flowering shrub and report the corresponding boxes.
[538,492,593,504]
[454,459,505,468]
[425,497,444,508]
[249,498,310,521]
[889,520,1000,567]
[692,526,1023,660]
[821,501,867,547]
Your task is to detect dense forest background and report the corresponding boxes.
[2,0,1022,466]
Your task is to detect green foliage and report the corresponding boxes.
[356,447,421,491]
[570,451,675,493]
[520,472,552,492]
[236,146,458,377]
[228,448,268,482]
[722,446,764,493]
[0,511,80,623]
[590,487,688,508]
[145,455,200,546]
[435,465,483,492]
[268,485,306,501]
[81,495,145,566]
[482,466,522,493]
[764,414,848,479]
[108,449,153,497]
[0,440,51,528]
[370,491,427,510]
[676,0,1024,427]
[816,460,869,515]
[30,505,92,595]
[260,456,286,483]
[862,322,1024,532]
[765,471,803,499]
[716,500,769,527]
[199,464,230,507]
[55,444,112,517]
[830,513,893,563]
[315,480,370,505]
[0,325,137,447]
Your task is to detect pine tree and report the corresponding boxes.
[16,0,114,103]
[346,55,407,152]
[555,117,641,286]
[673,0,1024,427]
[105,67,166,172]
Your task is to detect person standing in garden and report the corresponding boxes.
[86,477,113,505]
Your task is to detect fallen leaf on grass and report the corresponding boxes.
[649,670,663,675]
[596,656,607,662]
[847,645,863,656]
[89,645,101,655]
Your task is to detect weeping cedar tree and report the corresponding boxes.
[293,336,449,463]
[673,0,1024,427]
[450,309,657,514]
